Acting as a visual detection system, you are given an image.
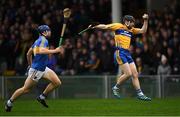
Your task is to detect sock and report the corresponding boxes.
[7,99,13,107]
[39,93,47,100]
[113,84,120,89]
[136,89,144,96]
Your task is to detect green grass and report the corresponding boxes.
[0,98,180,116]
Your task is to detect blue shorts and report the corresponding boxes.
[114,48,134,65]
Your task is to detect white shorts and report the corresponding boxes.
[28,67,50,82]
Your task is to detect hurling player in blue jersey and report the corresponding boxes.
[5,25,64,112]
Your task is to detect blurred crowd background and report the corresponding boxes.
[0,0,179,76]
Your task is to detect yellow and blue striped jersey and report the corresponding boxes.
[107,23,140,49]
[31,36,49,71]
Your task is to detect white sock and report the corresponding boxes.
[138,92,144,96]
[113,85,119,89]
[7,100,13,107]
[39,94,46,100]
[136,89,144,96]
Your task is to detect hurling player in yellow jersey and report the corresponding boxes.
[93,14,151,101]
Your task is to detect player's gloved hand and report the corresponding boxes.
[59,46,65,55]
[142,14,149,20]
[88,24,93,28]
[89,22,100,29]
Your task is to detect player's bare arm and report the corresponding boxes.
[27,47,33,66]
[36,46,64,54]
[93,24,109,29]
[93,24,116,29]
[136,14,149,34]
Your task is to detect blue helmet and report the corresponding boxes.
[123,15,135,23]
[37,25,51,34]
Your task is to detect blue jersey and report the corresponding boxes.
[31,36,49,71]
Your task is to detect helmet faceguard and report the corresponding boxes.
[123,15,135,29]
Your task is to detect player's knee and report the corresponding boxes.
[57,80,61,86]
[133,71,139,78]
[54,79,61,87]
[125,71,132,78]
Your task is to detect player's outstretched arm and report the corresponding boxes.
[37,47,64,54]
[137,14,149,34]
[27,47,33,66]
[93,24,109,29]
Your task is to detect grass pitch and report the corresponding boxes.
[0,98,180,116]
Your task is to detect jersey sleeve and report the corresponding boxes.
[33,38,48,54]
[31,43,35,48]
[43,40,49,48]
[106,23,123,31]
[39,39,48,48]
[131,28,141,34]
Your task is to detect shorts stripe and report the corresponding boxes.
[30,70,37,79]
[116,50,123,65]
